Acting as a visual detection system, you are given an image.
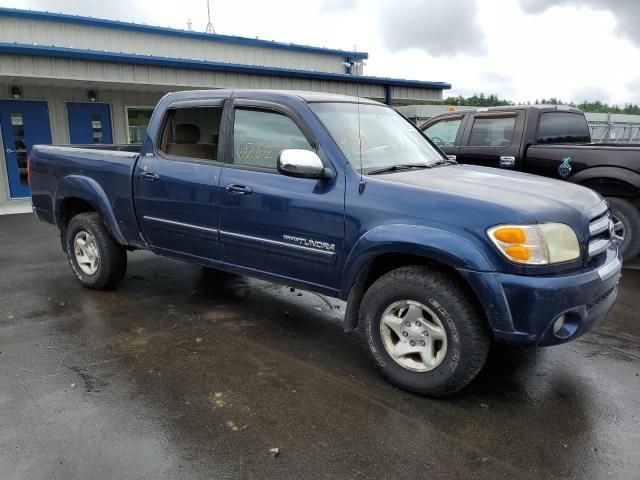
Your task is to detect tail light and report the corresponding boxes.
[27,155,31,186]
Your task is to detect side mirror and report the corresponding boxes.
[278,149,332,179]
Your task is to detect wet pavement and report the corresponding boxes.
[1,213,639,480]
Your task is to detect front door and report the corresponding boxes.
[66,102,113,144]
[218,102,345,292]
[0,100,52,199]
[134,103,225,261]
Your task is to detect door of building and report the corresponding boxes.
[0,100,52,199]
[66,102,113,144]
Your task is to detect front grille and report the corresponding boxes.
[587,210,612,259]
[586,287,615,311]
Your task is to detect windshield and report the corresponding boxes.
[310,103,445,173]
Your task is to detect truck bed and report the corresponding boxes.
[29,144,142,244]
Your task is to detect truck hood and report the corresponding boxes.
[376,164,602,222]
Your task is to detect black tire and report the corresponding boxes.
[65,212,127,290]
[360,266,489,397]
[606,197,640,261]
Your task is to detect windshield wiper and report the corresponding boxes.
[367,163,432,175]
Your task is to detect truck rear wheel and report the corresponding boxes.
[360,266,489,397]
[606,197,640,261]
[65,212,127,290]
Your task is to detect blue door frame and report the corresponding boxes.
[0,100,52,199]
[66,102,113,144]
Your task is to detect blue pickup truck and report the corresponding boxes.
[29,89,622,396]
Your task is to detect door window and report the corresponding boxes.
[232,108,312,170]
[468,116,516,147]
[10,113,28,187]
[158,107,222,161]
[91,115,104,143]
[423,117,462,147]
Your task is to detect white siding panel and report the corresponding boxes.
[0,17,347,74]
[0,54,440,105]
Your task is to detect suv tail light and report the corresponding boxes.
[27,155,31,186]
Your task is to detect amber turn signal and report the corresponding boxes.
[504,245,532,261]
[492,227,526,244]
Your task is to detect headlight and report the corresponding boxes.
[487,223,580,265]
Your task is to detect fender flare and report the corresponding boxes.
[340,224,494,299]
[569,166,640,196]
[53,175,127,245]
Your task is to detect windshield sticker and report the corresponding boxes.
[558,157,572,178]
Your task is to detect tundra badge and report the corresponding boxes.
[283,234,335,252]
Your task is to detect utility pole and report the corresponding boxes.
[205,0,215,34]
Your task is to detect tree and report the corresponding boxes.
[438,94,640,114]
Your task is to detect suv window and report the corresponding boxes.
[423,117,462,147]
[233,108,312,170]
[159,107,222,161]
[537,112,590,143]
[468,116,516,147]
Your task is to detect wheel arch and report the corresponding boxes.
[340,225,495,332]
[570,167,640,203]
[54,175,126,246]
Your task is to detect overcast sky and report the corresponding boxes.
[2,0,639,104]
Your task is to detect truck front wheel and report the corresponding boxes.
[605,197,640,261]
[360,266,489,397]
[64,212,127,290]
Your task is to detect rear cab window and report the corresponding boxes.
[537,112,591,144]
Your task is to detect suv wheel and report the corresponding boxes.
[360,266,489,397]
[65,212,127,290]
[606,197,640,261]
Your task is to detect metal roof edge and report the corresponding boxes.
[0,43,452,90]
[0,7,369,60]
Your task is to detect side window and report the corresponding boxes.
[537,112,590,143]
[468,116,516,147]
[423,117,462,147]
[159,107,222,161]
[233,108,312,170]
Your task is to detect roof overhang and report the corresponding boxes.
[0,43,451,91]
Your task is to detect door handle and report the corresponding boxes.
[500,156,516,167]
[225,184,252,195]
[141,171,160,181]
[5,148,15,154]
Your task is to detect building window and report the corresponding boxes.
[126,107,154,144]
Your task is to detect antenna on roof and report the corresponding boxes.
[205,0,215,34]
[355,44,365,194]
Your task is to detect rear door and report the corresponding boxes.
[457,111,525,169]
[66,102,113,144]
[218,100,345,292]
[134,101,227,262]
[421,114,466,160]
